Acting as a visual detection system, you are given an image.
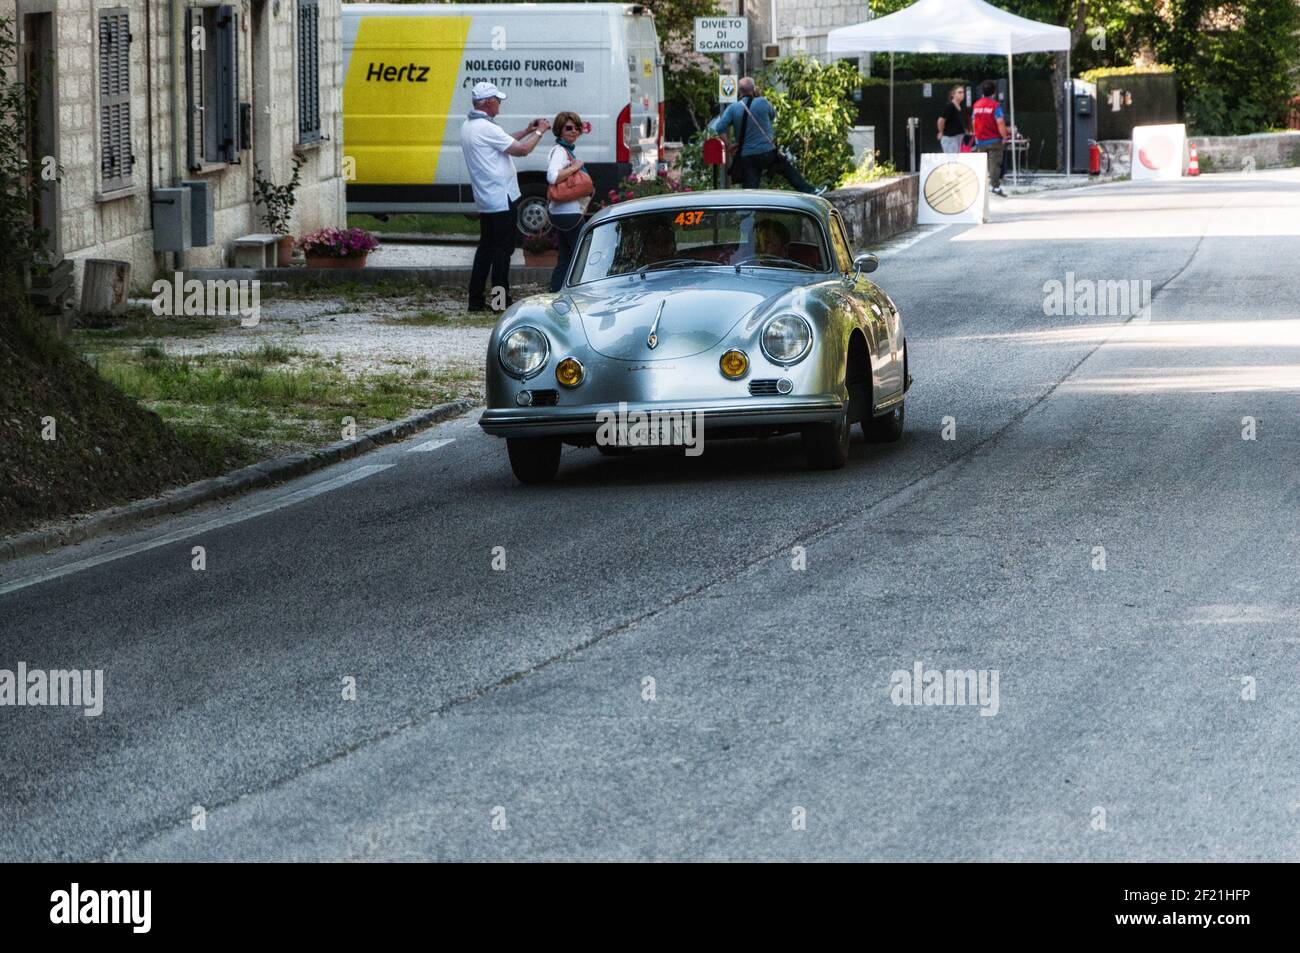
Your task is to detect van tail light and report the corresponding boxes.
[658,101,665,153]
[616,103,631,163]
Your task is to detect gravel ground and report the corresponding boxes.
[119,284,537,382]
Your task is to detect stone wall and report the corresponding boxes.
[3,0,345,296]
[1099,130,1300,177]
[826,174,919,249]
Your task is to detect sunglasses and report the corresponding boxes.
[562,124,579,131]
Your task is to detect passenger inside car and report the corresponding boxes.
[754,218,791,259]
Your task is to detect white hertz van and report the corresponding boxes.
[341,3,664,233]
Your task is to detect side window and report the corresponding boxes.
[297,0,321,144]
[98,8,134,191]
[186,4,239,169]
[829,212,853,274]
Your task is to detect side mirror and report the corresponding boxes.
[854,253,879,275]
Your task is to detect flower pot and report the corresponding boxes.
[523,249,558,267]
[276,235,295,267]
[304,252,369,270]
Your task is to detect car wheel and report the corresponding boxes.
[802,404,850,470]
[864,343,907,443]
[864,403,905,442]
[516,186,551,236]
[506,437,562,483]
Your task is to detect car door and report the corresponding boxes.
[830,212,900,401]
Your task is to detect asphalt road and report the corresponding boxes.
[3,171,1298,861]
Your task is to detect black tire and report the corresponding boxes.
[864,403,905,442]
[595,443,634,457]
[516,185,551,236]
[802,404,850,470]
[506,437,561,484]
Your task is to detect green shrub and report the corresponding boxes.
[759,57,864,191]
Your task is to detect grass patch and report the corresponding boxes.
[380,309,501,329]
[73,312,234,349]
[349,212,479,236]
[96,348,478,456]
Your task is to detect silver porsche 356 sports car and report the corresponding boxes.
[479,189,910,483]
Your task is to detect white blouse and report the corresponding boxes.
[546,144,584,216]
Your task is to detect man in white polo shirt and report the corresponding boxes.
[461,81,550,311]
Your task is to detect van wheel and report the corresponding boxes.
[517,186,551,235]
[506,437,561,483]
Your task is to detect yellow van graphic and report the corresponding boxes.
[342,15,471,185]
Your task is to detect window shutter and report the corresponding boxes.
[98,8,133,190]
[298,0,321,142]
[215,5,238,163]
[185,7,204,170]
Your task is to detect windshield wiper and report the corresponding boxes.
[635,257,707,278]
[733,255,816,273]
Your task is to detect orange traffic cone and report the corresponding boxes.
[1187,142,1200,176]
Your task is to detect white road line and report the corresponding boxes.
[408,438,455,453]
[0,464,394,598]
[882,224,953,254]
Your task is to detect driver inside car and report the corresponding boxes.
[754,218,791,260]
[642,219,678,264]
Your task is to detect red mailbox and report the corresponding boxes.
[702,137,727,166]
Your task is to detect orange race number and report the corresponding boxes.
[673,210,705,227]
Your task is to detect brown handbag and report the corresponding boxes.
[547,167,593,204]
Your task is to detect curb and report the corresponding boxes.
[189,264,554,288]
[0,399,478,566]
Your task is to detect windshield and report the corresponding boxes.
[568,207,830,284]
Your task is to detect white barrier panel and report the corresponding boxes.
[918,152,988,225]
[1131,123,1187,181]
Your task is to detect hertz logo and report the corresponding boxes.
[365,62,431,82]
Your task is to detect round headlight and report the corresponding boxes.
[499,326,549,378]
[720,349,749,380]
[761,314,813,365]
[555,357,584,387]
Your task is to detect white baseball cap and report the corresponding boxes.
[471,81,507,102]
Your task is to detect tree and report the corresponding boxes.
[648,0,724,131]
[760,57,864,189]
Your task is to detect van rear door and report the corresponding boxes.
[622,10,661,180]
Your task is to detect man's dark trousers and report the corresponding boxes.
[736,149,816,192]
[469,199,518,310]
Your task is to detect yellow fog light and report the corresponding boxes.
[720,349,749,379]
[555,357,584,387]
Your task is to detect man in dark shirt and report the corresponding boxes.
[937,85,968,154]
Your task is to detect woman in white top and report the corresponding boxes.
[546,111,588,291]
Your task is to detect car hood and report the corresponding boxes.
[567,271,802,361]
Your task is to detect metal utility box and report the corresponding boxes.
[151,187,193,252]
[182,179,215,247]
[1071,79,1098,174]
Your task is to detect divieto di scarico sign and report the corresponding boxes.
[694,17,748,53]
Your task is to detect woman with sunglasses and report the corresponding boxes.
[546,111,589,291]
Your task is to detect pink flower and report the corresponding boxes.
[625,190,634,198]
[628,174,639,183]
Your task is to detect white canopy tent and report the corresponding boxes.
[827,0,1073,185]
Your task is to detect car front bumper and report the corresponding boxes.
[479,395,845,438]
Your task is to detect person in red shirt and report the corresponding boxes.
[971,80,1010,195]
